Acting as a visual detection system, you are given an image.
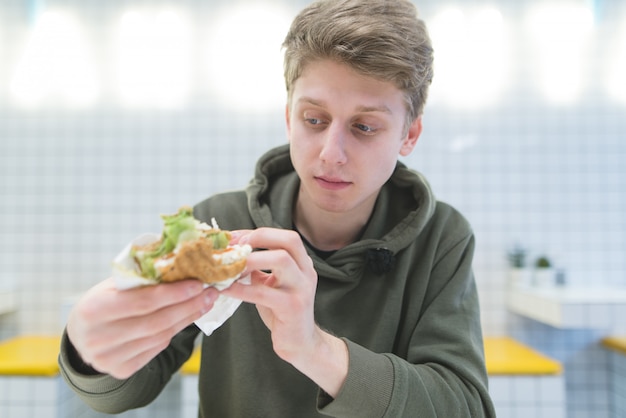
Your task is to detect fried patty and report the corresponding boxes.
[158,239,247,284]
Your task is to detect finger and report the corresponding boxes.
[108,307,206,379]
[87,335,171,379]
[119,279,207,317]
[87,287,218,351]
[223,278,314,323]
[243,249,301,287]
[222,279,285,307]
[228,229,253,245]
[80,288,216,374]
[83,278,206,323]
[251,270,277,287]
[90,318,192,379]
[241,228,310,270]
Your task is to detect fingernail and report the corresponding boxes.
[201,291,217,313]
[230,231,249,245]
[205,288,218,304]
[187,281,203,296]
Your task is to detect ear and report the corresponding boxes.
[285,104,292,141]
[399,116,422,156]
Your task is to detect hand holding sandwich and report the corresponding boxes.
[222,228,349,398]
[66,207,251,379]
[66,278,218,379]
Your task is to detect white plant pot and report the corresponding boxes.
[508,268,531,288]
[533,268,555,287]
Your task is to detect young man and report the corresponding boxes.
[59,1,495,416]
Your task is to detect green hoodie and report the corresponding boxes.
[59,144,495,418]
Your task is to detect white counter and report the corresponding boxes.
[507,284,626,330]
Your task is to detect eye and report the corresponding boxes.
[305,117,323,126]
[353,123,377,134]
[302,111,329,129]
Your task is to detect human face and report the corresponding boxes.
[286,59,422,218]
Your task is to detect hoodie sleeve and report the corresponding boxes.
[317,233,496,418]
[58,324,200,414]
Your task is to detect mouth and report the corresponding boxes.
[314,176,352,191]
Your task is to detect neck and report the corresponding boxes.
[293,198,373,252]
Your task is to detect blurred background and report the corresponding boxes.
[0,0,625,417]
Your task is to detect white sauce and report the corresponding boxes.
[214,244,252,265]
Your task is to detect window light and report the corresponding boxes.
[428,7,511,108]
[607,16,626,104]
[525,3,594,104]
[9,10,99,107]
[204,4,292,112]
[114,9,192,108]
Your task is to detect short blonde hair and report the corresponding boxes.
[282,0,434,127]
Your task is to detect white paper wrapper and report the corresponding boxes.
[112,233,247,336]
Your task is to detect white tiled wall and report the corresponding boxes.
[0,375,90,418]
[1,0,625,417]
[182,375,200,418]
[509,316,617,417]
[0,374,183,418]
[0,376,56,418]
[489,375,566,418]
[608,351,626,418]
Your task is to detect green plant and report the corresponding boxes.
[535,256,551,269]
[507,245,527,268]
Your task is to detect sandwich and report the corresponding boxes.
[130,206,251,284]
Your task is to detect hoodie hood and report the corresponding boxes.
[246,144,437,281]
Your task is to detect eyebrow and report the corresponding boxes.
[297,96,392,114]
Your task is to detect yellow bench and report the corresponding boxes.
[484,337,562,375]
[0,335,61,376]
[484,337,565,417]
[181,346,201,374]
[602,336,626,355]
[0,335,186,417]
[0,335,68,418]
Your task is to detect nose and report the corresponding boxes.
[319,124,348,165]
